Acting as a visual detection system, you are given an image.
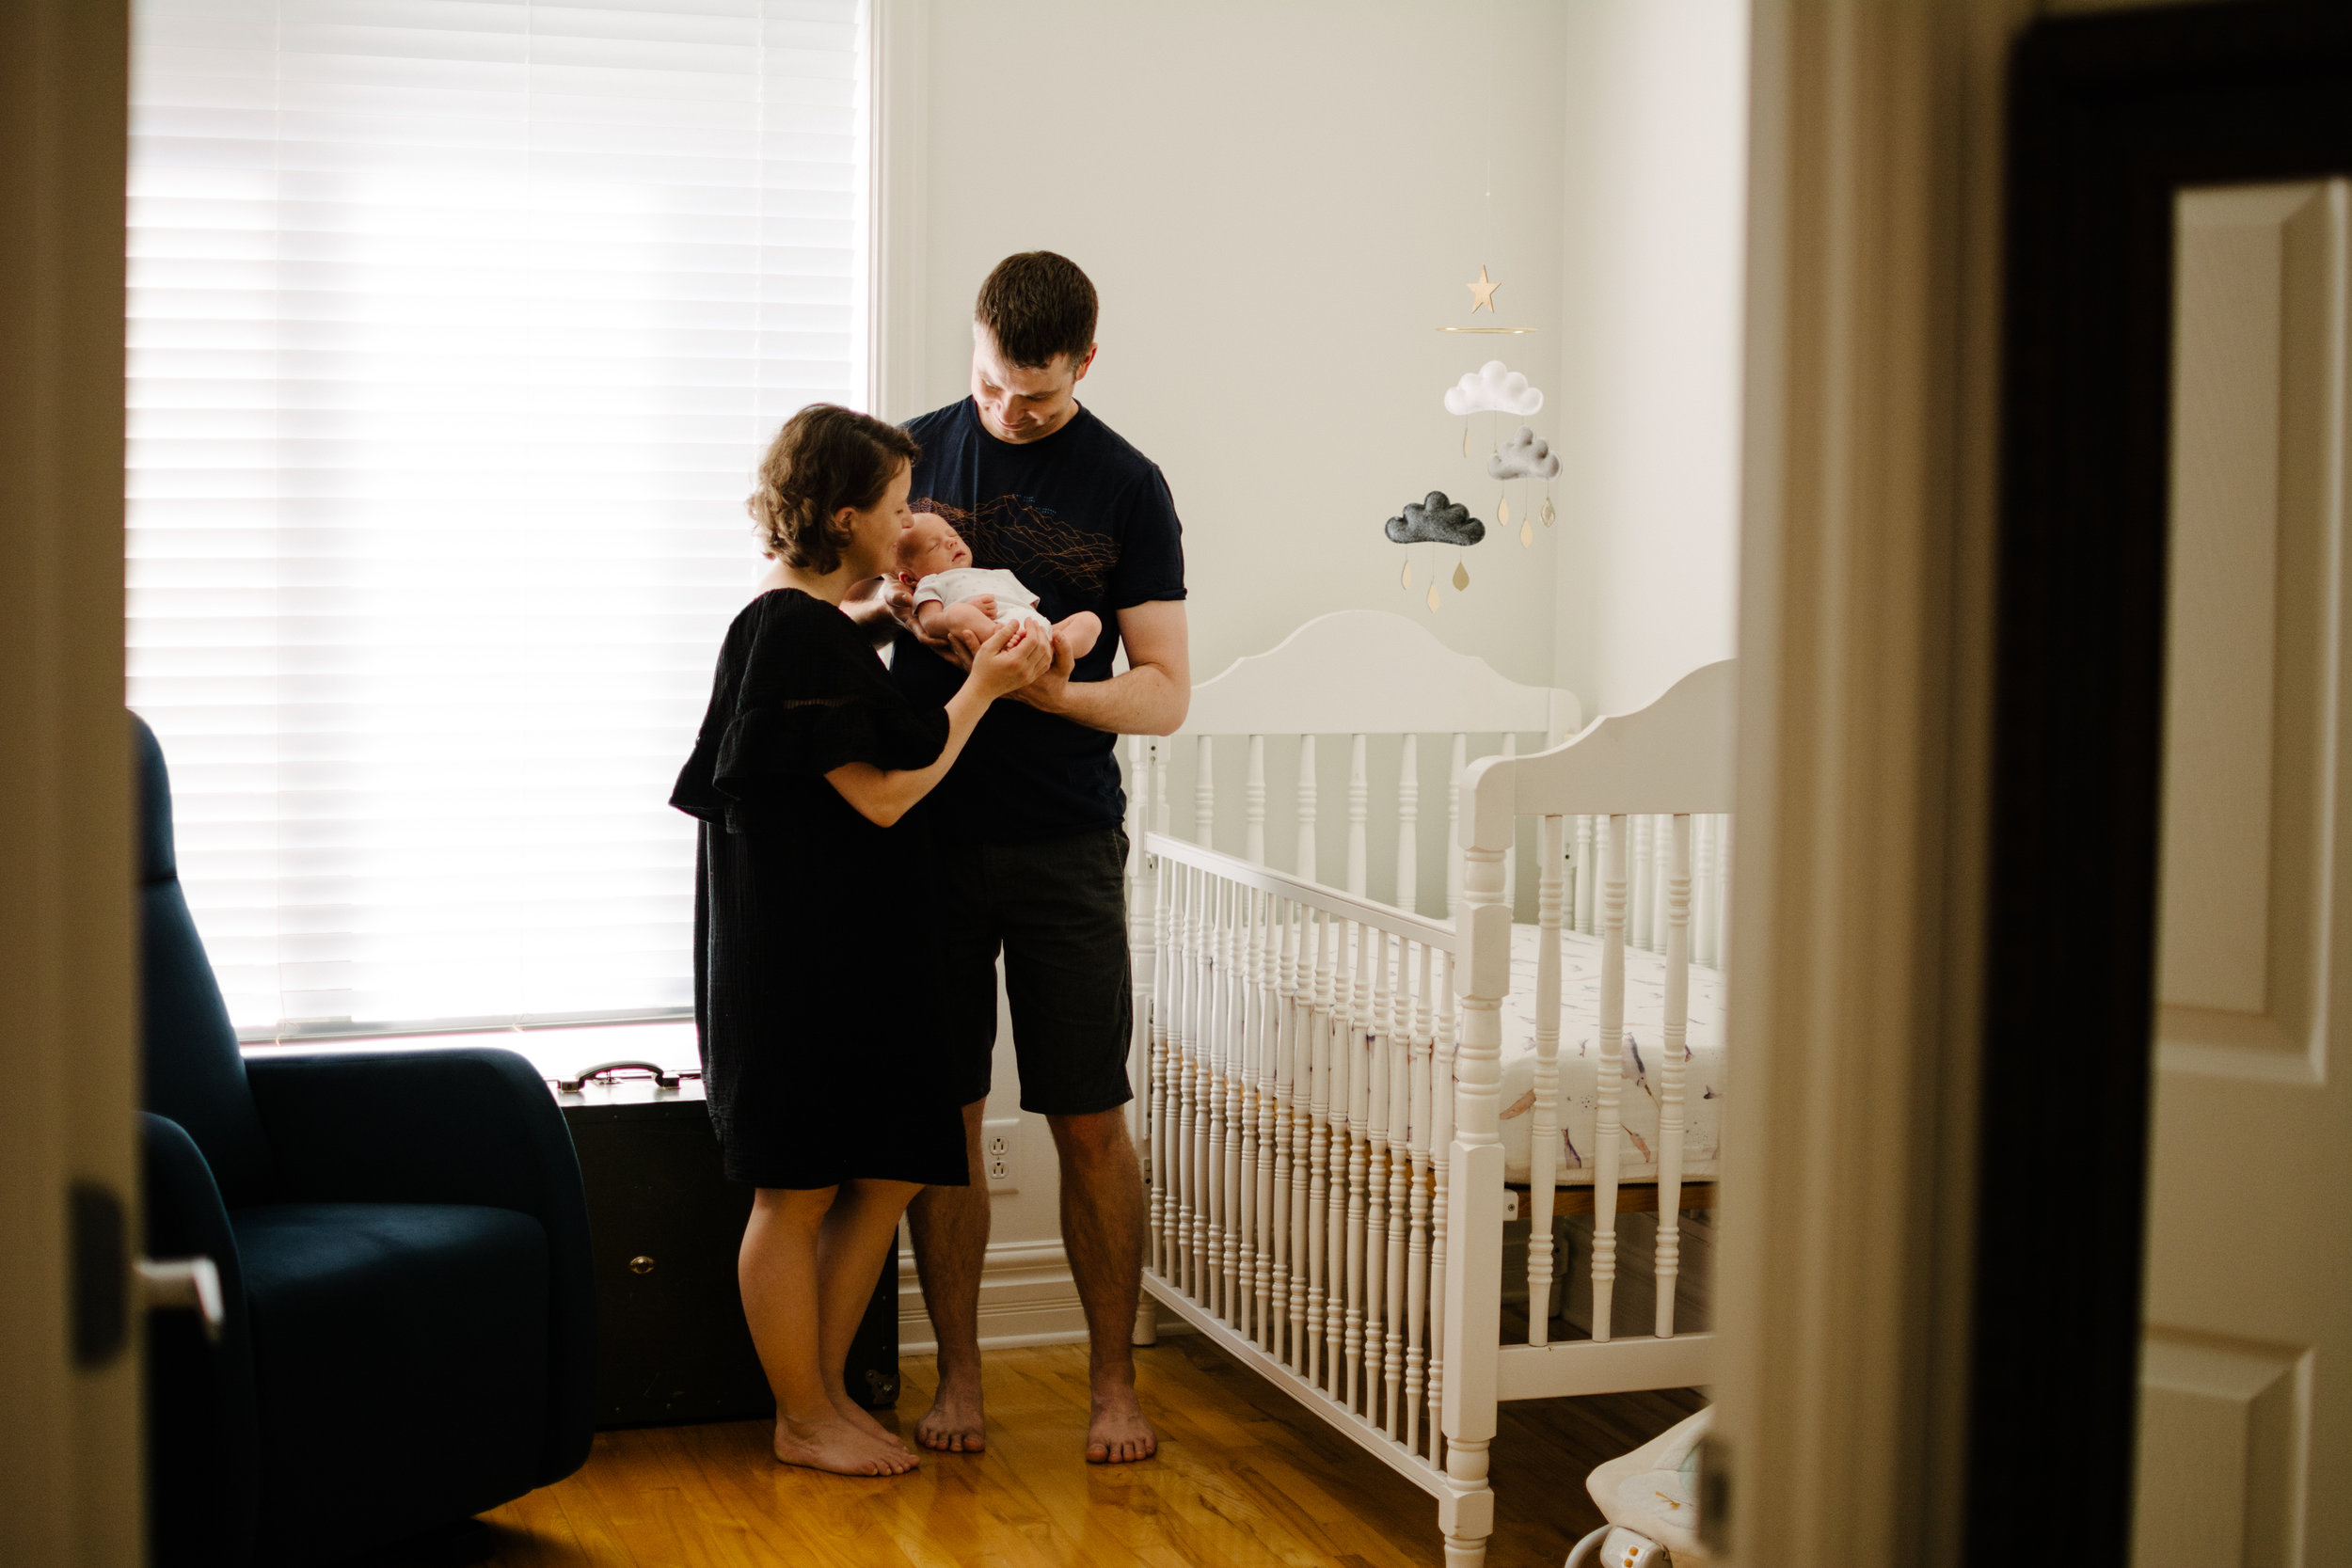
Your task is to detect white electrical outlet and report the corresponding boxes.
[982,1117,1021,1194]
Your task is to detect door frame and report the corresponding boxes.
[0,0,139,1564]
[1976,5,2352,1560]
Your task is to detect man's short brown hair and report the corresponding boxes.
[975,251,1098,370]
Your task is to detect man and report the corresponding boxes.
[888,252,1188,1465]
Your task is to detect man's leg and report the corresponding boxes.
[906,1100,990,1451]
[1048,1108,1156,1463]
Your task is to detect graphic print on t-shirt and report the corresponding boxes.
[910,495,1119,606]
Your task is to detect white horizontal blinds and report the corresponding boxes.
[127,0,870,1034]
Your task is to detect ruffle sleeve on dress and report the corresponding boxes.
[671,591,949,825]
[712,687,946,793]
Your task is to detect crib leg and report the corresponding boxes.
[1132,1295,1159,1347]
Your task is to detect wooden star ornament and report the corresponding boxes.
[1466,263,1501,314]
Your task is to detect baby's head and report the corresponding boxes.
[897,511,973,581]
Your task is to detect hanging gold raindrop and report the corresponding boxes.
[1401,559,1413,590]
[1452,561,1470,593]
[1498,496,1511,529]
[1540,495,1557,528]
[1426,583,1440,612]
[1462,425,1470,458]
[1520,518,1534,546]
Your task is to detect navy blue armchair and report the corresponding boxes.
[136,715,596,1567]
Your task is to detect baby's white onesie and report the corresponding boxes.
[912,565,1052,632]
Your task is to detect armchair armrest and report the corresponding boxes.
[142,1113,260,1565]
[243,1047,596,1482]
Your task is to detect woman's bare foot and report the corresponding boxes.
[914,1371,986,1452]
[771,1414,918,1477]
[829,1390,914,1453]
[1085,1385,1157,1465]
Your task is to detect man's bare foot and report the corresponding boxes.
[829,1390,914,1454]
[771,1415,918,1477]
[1085,1385,1157,1465]
[914,1373,986,1453]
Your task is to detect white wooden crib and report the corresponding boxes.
[1116,611,1735,1567]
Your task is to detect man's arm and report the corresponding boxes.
[1009,598,1188,736]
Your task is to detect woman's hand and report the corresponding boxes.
[963,616,1051,700]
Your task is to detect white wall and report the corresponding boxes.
[886,0,1572,692]
[1552,0,1749,716]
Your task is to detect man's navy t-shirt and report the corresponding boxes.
[892,397,1186,844]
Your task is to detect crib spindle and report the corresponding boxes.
[1575,815,1597,935]
[1382,940,1411,1437]
[1307,908,1333,1387]
[1691,815,1714,967]
[1362,930,1391,1422]
[1149,842,1171,1276]
[1234,890,1261,1337]
[1174,866,1198,1292]
[1152,739,1169,837]
[1245,735,1267,866]
[1343,921,1370,1412]
[1325,914,1350,1396]
[1526,815,1565,1347]
[1404,941,1433,1456]
[1500,734,1518,917]
[1629,814,1651,956]
[1591,816,1627,1341]
[1196,735,1215,849]
[1346,735,1369,897]
[1446,734,1468,920]
[1427,949,1454,1472]
[1656,816,1692,1338]
[1195,873,1216,1300]
[1255,894,1279,1349]
[1212,882,1234,1322]
[1396,733,1420,914]
[1224,882,1246,1327]
[1274,898,1298,1365]
[1296,735,1318,883]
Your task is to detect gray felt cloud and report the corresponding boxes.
[1385,491,1485,546]
[1486,425,1560,482]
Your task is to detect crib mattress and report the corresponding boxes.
[1482,923,1724,1187]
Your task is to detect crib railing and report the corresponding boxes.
[1128,801,1722,1500]
[1142,731,1732,965]
[1140,832,1460,1473]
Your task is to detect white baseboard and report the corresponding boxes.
[897,1239,1089,1354]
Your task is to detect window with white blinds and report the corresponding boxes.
[127,0,871,1038]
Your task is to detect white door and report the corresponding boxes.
[2137,180,2352,1568]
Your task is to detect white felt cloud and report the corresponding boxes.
[1444,359,1545,418]
[1486,425,1560,481]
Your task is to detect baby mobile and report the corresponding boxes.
[1391,262,1559,611]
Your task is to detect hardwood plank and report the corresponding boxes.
[370,1338,1701,1568]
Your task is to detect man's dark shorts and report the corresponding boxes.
[939,826,1135,1117]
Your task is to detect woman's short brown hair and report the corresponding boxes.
[748,404,921,573]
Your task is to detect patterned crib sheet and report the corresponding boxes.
[1480,923,1724,1187]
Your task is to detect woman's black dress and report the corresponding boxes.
[670,588,968,1190]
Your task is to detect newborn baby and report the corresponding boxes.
[896,512,1102,660]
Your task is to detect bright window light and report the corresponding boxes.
[127,0,872,1038]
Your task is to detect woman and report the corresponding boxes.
[671,404,1049,1478]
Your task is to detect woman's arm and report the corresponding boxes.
[822,618,1046,827]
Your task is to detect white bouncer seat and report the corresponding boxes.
[1562,1405,1711,1567]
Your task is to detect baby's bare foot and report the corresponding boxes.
[771,1415,918,1477]
[914,1373,985,1453]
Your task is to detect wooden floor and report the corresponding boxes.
[365,1336,1703,1568]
